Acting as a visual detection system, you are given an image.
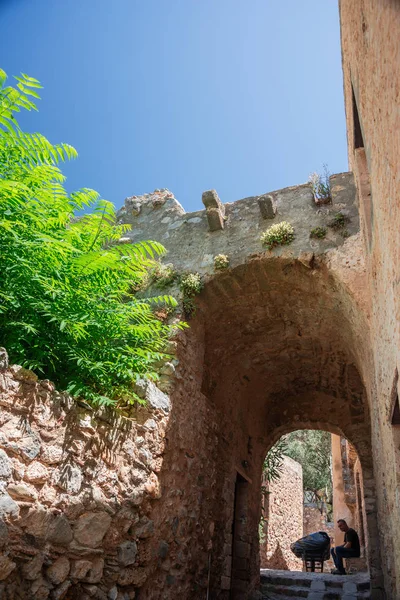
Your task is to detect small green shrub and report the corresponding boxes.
[260,221,295,250]
[310,226,327,239]
[179,273,203,319]
[214,254,229,270]
[179,273,203,296]
[329,212,349,230]
[151,263,177,289]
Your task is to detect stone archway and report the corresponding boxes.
[196,258,382,598]
[138,253,384,600]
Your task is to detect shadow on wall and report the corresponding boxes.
[262,542,289,572]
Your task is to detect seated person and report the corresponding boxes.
[331,518,360,574]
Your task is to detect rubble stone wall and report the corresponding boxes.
[0,354,174,600]
[260,457,303,571]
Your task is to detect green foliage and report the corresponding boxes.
[329,212,349,230]
[260,221,295,250]
[179,273,203,318]
[310,226,327,239]
[214,254,229,270]
[151,263,178,289]
[179,272,203,296]
[284,430,332,499]
[263,437,288,483]
[0,68,181,408]
[309,164,331,204]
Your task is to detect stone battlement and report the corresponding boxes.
[117,172,358,274]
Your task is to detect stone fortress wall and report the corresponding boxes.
[117,172,359,276]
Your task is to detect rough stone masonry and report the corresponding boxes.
[0,170,387,599]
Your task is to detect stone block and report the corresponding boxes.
[258,194,277,219]
[46,514,73,546]
[206,207,225,231]
[84,558,104,584]
[46,556,70,585]
[344,556,367,573]
[202,190,224,213]
[117,541,138,566]
[0,451,12,479]
[202,189,225,231]
[73,511,112,548]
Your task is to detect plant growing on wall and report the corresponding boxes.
[310,226,327,239]
[260,221,295,250]
[329,212,349,230]
[309,164,331,204]
[0,68,182,407]
[214,254,229,270]
[179,272,203,318]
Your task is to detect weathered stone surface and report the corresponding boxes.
[117,567,147,587]
[145,381,170,413]
[52,580,71,600]
[56,465,82,494]
[0,521,8,549]
[74,512,112,548]
[40,445,63,465]
[117,541,137,567]
[25,461,49,484]
[134,517,154,539]
[46,514,73,546]
[7,482,37,502]
[31,576,52,600]
[260,457,303,571]
[18,433,41,461]
[0,349,8,371]
[107,586,118,600]
[258,194,277,219]
[46,556,70,585]
[0,555,15,580]
[206,207,225,231]
[70,559,92,581]
[0,493,19,518]
[22,553,44,580]
[0,451,12,479]
[84,558,104,584]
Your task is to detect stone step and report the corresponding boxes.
[260,569,371,600]
[262,590,370,600]
[261,583,310,597]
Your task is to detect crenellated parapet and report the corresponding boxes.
[117,172,359,274]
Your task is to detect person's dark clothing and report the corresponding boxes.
[331,546,359,573]
[331,528,360,574]
[344,528,360,555]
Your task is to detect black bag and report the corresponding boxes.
[290,531,331,561]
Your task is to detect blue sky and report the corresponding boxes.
[1,0,347,212]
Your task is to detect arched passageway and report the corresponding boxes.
[200,258,382,599]
[259,429,368,576]
[139,256,384,600]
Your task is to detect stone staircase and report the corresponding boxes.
[260,569,370,600]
